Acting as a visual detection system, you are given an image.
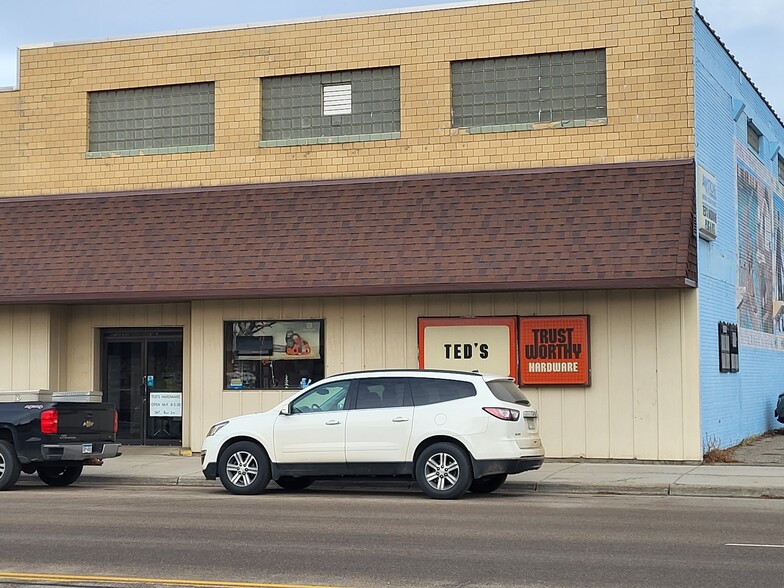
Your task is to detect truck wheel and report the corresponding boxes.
[37,465,84,487]
[218,441,271,495]
[0,440,22,491]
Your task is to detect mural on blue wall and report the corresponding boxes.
[736,141,783,337]
[775,194,784,335]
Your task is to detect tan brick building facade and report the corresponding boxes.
[1,0,693,196]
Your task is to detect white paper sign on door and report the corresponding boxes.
[149,392,182,417]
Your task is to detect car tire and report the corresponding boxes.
[37,465,84,487]
[415,442,472,500]
[469,473,507,494]
[218,441,271,495]
[0,440,22,491]
[276,476,314,491]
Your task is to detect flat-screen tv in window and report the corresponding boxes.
[235,335,274,358]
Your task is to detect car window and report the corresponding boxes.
[355,378,410,409]
[486,380,531,406]
[409,378,476,406]
[291,381,350,413]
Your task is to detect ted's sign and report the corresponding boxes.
[520,315,590,386]
[418,317,517,381]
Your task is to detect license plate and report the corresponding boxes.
[82,443,92,454]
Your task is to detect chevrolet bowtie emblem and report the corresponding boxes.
[83,420,94,428]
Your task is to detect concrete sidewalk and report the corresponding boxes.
[56,445,784,499]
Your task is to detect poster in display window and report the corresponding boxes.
[224,320,324,390]
[519,315,591,386]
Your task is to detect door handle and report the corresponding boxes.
[392,417,410,423]
[325,420,342,426]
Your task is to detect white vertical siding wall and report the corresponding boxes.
[1,293,697,460]
[0,305,58,391]
[189,289,701,460]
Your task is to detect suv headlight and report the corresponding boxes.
[207,421,229,437]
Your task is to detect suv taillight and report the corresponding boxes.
[41,408,59,434]
[114,410,118,433]
[483,407,520,421]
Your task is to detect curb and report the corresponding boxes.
[72,475,784,499]
[533,482,669,495]
[668,484,784,499]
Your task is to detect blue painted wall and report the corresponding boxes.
[694,11,784,448]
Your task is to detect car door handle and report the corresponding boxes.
[392,417,409,423]
[325,420,342,425]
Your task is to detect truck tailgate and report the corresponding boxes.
[54,402,116,438]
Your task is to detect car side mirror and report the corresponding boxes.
[280,405,292,416]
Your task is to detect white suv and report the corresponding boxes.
[201,369,544,499]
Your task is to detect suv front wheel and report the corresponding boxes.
[218,441,271,495]
[415,442,472,500]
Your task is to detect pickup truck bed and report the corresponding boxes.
[0,401,121,490]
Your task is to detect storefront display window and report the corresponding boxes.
[224,320,324,390]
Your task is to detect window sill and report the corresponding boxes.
[223,388,300,393]
[460,118,608,134]
[260,132,400,148]
[86,145,214,158]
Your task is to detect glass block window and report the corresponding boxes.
[747,120,761,154]
[261,67,400,142]
[88,82,214,153]
[451,49,607,128]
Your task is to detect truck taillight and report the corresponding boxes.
[41,408,59,434]
[114,410,118,433]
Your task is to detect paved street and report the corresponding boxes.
[1,486,782,588]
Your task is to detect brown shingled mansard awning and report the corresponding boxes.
[0,160,696,304]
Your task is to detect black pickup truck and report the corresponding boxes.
[0,401,121,490]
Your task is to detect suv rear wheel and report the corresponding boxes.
[218,441,271,495]
[415,442,472,500]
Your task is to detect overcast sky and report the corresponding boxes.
[0,0,781,118]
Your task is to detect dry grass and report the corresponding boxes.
[703,429,784,464]
[737,433,768,447]
[702,434,739,463]
[703,446,738,463]
[703,430,779,463]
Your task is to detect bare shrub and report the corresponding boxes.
[702,435,738,463]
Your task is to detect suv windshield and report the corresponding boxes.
[487,380,530,406]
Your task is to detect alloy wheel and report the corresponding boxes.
[423,452,460,491]
[226,450,259,488]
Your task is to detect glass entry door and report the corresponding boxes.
[101,328,183,446]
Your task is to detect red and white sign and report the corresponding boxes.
[519,315,591,386]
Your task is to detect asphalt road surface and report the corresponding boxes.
[0,484,782,588]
